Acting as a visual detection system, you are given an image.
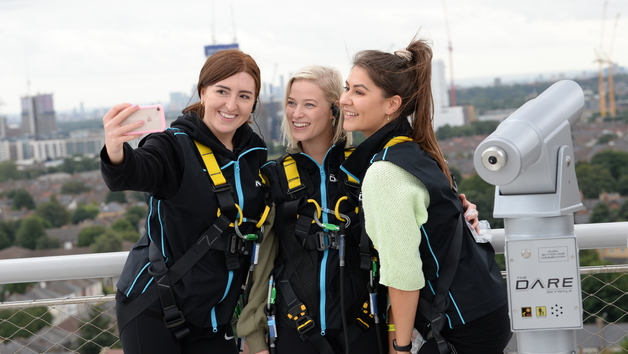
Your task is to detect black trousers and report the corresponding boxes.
[273,318,383,354]
[417,304,512,354]
[118,308,237,354]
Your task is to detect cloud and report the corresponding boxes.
[0,0,625,115]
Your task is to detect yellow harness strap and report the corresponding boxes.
[344,148,358,185]
[283,156,302,192]
[194,140,271,229]
[194,140,228,188]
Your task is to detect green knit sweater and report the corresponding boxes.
[362,160,429,291]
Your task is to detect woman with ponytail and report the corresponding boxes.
[339,38,512,354]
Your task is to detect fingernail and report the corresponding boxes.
[137,120,143,124]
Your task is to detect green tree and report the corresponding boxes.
[0,160,22,182]
[61,180,91,195]
[0,219,18,245]
[0,307,52,340]
[77,225,107,247]
[589,202,612,223]
[61,156,76,174]
[576,163,616,199]
[10,188,36,210]
[597,133,617,145]
[617,175,628,196]
[580,249,628,324]
[590,150,628,181]
[125,205,147,230]
[111,218,135,233]
[75,304,120,354]
[111,219,139,242]
[35,236,60,250]
[71,204,100,224]
[35,196,70,228]
[91,230,123,253]
[15,216,47,250]
[616,201,628,221]
[129,191,146,203]
[0,229,11,250]
[105,191,127,204]
[3,283,33,296]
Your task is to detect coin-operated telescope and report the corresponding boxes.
[474,80,584,354]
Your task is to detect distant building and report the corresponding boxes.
[254,99,283,142]
[432,60,467,129]
[170,91,192,112]
[0,134,104,163]
[21,93,57,138]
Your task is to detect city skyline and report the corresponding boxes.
[0,0,626,115]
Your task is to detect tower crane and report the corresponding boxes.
[595,0,608,117]
[606,13,620,118]
[442,0,456,107]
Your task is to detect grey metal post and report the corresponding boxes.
[474,80,585,354]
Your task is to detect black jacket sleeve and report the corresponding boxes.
[99,134,185,199]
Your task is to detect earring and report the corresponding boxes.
[386,114,390,121]
[201,101,204,106]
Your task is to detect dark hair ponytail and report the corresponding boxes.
[352,37,452,186]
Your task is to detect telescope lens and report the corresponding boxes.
[481,146,507,172]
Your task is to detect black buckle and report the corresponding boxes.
[212,183,232,193]
[295,315,315,334]
[147,263,168,278]
[163,310,186,329]
[316,231,339,251]
[228,234,249,255]
[287,184,306,195]
[287,303,315,335]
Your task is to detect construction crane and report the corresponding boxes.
[596,0,608,118]
[606,13,620,118]
[442,0,456,107]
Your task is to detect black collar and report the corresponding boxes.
[342,119,413,183]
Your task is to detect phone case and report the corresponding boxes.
[122,104,167,135]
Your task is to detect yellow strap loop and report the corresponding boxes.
[334,196,348,222]
[256,205,271,228]
[384,136,412,148]
[301,199,322,224]
[217,204,244,227]
[194,140,228,187]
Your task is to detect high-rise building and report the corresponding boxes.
[21,93,57,138]
[432,60,466,129]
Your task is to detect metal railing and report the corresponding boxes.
[0,222,626,354]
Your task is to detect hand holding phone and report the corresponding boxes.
[122,104,167,135]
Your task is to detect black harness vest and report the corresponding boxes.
[371,142,507,328]
[116,129,268,330]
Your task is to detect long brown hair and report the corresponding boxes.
[183,49,261,119]
[352,38,452,186]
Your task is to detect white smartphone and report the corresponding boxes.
[122,104,167,135]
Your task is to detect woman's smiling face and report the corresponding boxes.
[340,66,392,138]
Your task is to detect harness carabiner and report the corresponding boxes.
[216,203,244,227]
[234,219,262,241]
[313,211,340,232]
[265,276,278,349]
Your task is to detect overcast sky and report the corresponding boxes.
[0,0,625,115]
